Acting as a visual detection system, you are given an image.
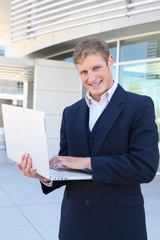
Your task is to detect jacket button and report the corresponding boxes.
[104,179,111,184]
[85,200,90,205]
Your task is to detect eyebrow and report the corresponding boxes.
[91,64,102,69]
[80,69,87,73]
[78,63,102,74]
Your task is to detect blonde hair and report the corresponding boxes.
[73,38,110,64]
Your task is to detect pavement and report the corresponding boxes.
[0,150,160,240]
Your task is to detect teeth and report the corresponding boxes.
[92,81,101,86]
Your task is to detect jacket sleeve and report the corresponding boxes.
[91,96,159,185]
[41,108,69,194]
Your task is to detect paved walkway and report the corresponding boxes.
[0,151,160,240]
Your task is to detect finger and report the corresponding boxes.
[20,153,26,168]
[49,156,59,167]
[30,169,48,182]
[22,169,31,177]
[53,161,64,169]
[16,163,22,171]
[49,159,54,167]
[25,158,32,173]
[30,168,37,177]
[22,153,29,168]
[21,153,25,163]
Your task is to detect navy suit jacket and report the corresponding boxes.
[41,85,159,240]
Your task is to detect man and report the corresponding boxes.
[17,38,159,240]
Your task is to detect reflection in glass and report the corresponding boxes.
[51,42,117,63]
[51,52,73,62]
[112,66,116,81]
[119,61,160,167]
[120,34,160,62]
[108,42,117,63]
[0,80,24,95]
[0,45,5,56]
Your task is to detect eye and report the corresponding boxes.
[81,70,87,75]
[93,66,100,71]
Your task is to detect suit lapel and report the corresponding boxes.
[92,85,126,156]
[75,99,90,156]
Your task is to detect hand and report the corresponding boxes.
[49,156,92,171]
[16,153,51,183]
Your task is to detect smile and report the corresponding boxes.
[90,80,102,87]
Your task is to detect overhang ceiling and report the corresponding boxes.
[26,20,160,59]
[0,56,34,82]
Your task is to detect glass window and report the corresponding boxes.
[17,82,24,94]
[0,45,5,56]
[120,34,160,62]
[82,86,87,98]
[108,42,117,63]
[0,100,12,127]
[112,66,116,81]
[119,61,160,160]
[51,41,117,63]
[50,52,73,62]
[12,99,23,107]
[0,80,23,95]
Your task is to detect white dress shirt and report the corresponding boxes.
[85,81,118,131]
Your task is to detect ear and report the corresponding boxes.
[108,55,114,68]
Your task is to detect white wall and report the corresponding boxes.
[33,59,81,158]
[0,0,10,45]
[23,82,34,108]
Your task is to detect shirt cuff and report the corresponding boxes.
[41,180,53,187]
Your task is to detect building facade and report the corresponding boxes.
[0,0,160,163]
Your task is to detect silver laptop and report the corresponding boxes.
[2,104,93,181]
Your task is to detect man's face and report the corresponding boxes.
[76,54,114,102]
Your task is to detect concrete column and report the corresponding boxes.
[23,81,34,108]
[33,59,81,158]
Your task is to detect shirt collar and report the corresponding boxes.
[85,81,118,108]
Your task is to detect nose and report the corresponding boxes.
[88,71,96,82]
